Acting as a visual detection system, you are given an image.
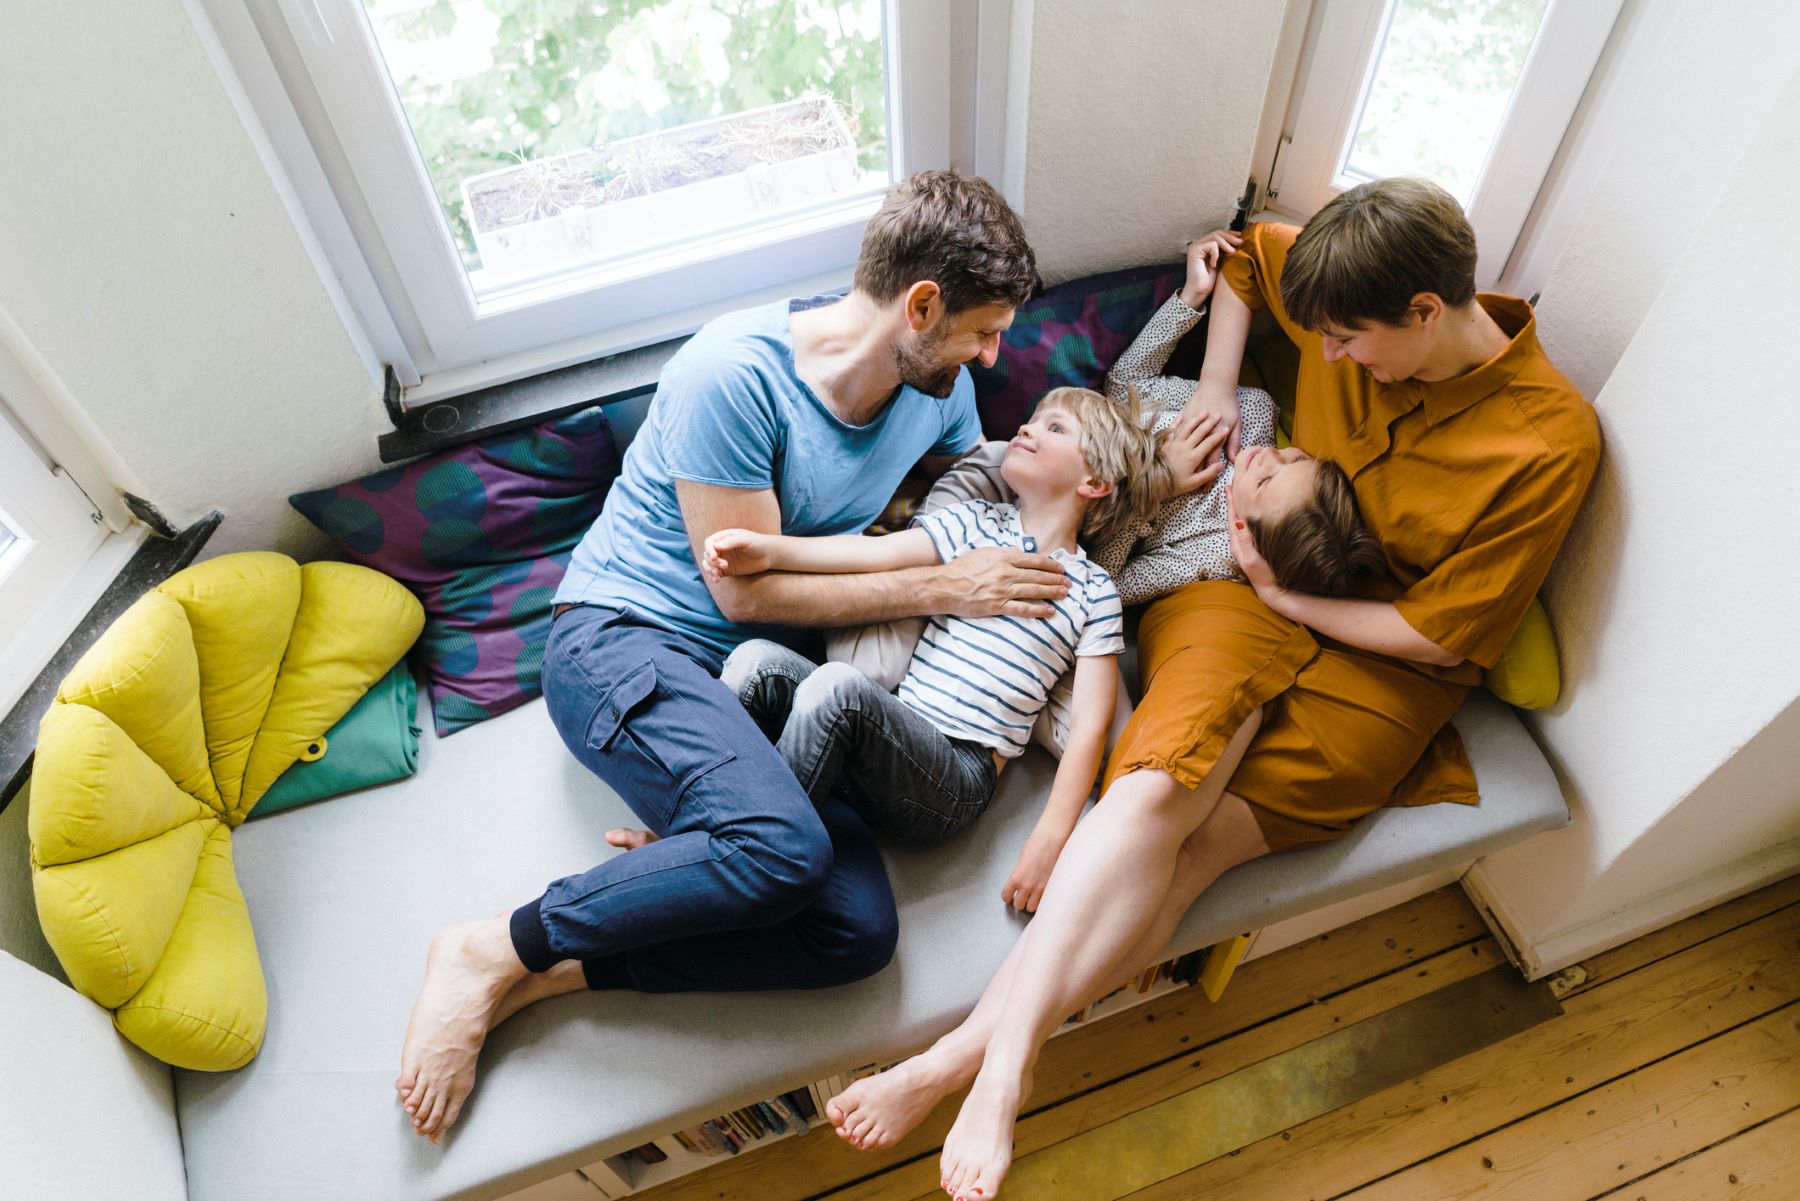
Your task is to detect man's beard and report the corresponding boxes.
[894,324,962,398]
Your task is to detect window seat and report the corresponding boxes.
[153,682,1564,1201]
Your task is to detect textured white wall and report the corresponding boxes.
[1532,1,1800,401]
[1475,46,1800,954]
[1010,0,1285,284]
[0,1,384,558]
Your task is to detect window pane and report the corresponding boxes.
[362,0,890,295]
[1344,0,1548,204]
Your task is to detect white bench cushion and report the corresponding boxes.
[174,688,1563,1201]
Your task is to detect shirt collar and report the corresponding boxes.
[1418,294,1537,425]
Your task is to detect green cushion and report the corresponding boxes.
[251,664,420,818]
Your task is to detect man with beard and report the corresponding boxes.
[397,171,1054,1142]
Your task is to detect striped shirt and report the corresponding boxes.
[898,500,1125,759]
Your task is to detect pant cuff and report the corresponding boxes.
[508,897,559,973]
[582,956,632,991]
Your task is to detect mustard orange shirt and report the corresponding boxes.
[1222,222,1601,684]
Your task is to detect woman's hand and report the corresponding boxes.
[702,528,773,581]
[1179,228,1241,309]
[1001,825,1071,913]
[1162,407,1233,496]
[1227,490,1286,609]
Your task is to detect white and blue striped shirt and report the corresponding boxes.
[898,500,1125,759]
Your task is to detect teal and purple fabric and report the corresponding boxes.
[967,262,1184,440]
[290,407,619,736]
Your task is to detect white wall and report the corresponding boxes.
[1469,10,1800,971]
[1007,0,1285,284]
[0,1,385,559]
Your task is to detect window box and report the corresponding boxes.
[462,94,863,284]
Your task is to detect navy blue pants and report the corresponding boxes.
[510,605,899,992]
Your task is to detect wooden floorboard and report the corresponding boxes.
[633,887,1481,1201]
[1599,1105,1800,1201]
[1337,1003,1800,1201]
[1123,900,1800,1201]
[625,878,1800,1201]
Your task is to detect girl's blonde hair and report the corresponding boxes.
[1030,386,1173,550]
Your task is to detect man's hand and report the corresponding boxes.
[1179,228,1241,310]
[940,547,1068,619]
[1001,825,1070,913]
[1162,408,1233,496]
[1227,490,1285,607]
[702,528,774,582]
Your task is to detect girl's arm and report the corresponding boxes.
[1226,497,1463,668]
[1002,654,1118,913]
[703,526,939,582]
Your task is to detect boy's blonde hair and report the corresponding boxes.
[1031,386,1171,550]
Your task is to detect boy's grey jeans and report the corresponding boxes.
[722,640,997,848]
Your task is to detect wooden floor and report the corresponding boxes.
[635,875,1800,1201]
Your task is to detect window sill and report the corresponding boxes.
[0,514,221,810]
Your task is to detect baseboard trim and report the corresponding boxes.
[1463,837,1800,979]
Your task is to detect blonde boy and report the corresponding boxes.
[706,389,1161,910]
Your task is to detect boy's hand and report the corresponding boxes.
[1179,228,1241,309]
[703,528,773,582]
[1002,826,1070,913]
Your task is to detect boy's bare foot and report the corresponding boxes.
[825,1046,971,1151]
[938,1062,1031,1200]
[394,916,529,1142]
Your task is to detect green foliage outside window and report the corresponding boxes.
[366,0,886,267]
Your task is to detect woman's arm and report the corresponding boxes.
[1002,655,1118,913]
[704,526,939,580]
[1226,498,1463,668]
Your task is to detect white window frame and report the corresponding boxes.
[195,0,997,404]
[1259,0,1625,291]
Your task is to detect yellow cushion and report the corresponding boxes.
[1483,595,1561,710]
[29,553,422,1070]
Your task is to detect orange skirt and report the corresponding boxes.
[1104,582,1475,851]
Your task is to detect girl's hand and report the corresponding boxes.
[1163,407,1232,495]
[1001,827,1069,913]
[1227,490,1282,603]
[702,528,772,581]
[1179,228,1241,309]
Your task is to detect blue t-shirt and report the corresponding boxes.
[557,296,984,654]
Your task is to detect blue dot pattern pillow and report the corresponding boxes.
[290,408,619,735]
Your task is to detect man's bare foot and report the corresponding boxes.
[825,1045,971,1151]
[606,827,660,850]
[393,916,528,1142]
[938,1062,1031,1201]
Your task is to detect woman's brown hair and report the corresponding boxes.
[1247,459,1387,597]
[1280,177,1477,332]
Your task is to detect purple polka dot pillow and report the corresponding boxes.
[289,408,618,736]
[967,263,1183,440]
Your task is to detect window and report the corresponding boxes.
[0,409,107,679]
[1261,0,1624,288]
[207,0,977,397]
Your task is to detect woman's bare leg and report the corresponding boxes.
[935,713,1267,1200]
[828,793,1266,1154]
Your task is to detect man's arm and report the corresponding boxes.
[677,479,1067,628]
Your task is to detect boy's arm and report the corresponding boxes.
[680,480,1067,628]
[1002,655,1118,912]
[706,527,939,578]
